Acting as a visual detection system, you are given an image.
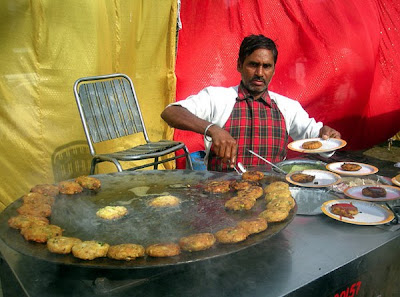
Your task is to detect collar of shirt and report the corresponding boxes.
[236,82,272,107]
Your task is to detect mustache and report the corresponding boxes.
[251,76,265,83]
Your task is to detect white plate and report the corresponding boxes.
[321,199,394,225]
[344,185,400,202]
[288,138,347,153]
[392,175,400,187]
[326,162,379,176]
[286,169,341,188]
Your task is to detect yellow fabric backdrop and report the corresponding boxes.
[0,0,178,211]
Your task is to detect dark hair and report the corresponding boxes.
[238,35,278,65]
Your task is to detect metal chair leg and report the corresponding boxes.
[154,157,159,169]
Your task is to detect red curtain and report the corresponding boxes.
[174,0,400,167]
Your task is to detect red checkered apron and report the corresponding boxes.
[208,85,288,171]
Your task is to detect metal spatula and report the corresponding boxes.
[247,149,287,174]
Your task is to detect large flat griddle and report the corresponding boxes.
[0,170,296,269]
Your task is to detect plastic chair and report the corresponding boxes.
[73,73,193,174]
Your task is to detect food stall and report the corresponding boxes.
[1,147,399,297]
[1,2,400,296]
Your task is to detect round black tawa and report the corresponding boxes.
[0,170,296,269]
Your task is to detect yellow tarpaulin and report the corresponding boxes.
[0,0,178,211]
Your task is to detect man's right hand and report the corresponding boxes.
[161,106,238,166]
[207,125,238,167]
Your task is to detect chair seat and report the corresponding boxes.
[95,141,186,161]
[74,74,193,172]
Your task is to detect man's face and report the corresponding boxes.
[237,48,275,99]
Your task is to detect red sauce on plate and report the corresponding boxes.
[330,203,358,219]
[333,203,357,210]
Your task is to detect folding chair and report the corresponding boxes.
[73,73,193,174]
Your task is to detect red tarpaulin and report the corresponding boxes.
[174,0,400,167]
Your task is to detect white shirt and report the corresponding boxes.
[168,85,323,160]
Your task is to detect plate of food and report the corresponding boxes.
[326,162,379,176]
[329,175,390,194]
[286,169,341,188]
[321,199,394,225]
[344,185,400,202]
[287,138,347,154]
[392,174,400,187]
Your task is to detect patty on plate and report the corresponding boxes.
[330,203,359,219]
[341,163,362,171]
[301,140,322,150]
[291,172,315,183]
[361,186,387,198]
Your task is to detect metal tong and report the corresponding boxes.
[233,162,247,175]
[247,149,287,174]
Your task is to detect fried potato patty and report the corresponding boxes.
[58,181,83,195]
[237,218,268,235]
[96,206,128,220]
[264,181,290,195]
[17,203,52,217]
[20,224,63,243]
[107,243,145,261]
[302,140,322,150]
[204,180,232,193]
[72,241,110,260]
[75,176,101,190]
[242,170,264,181]
[215,227,248,244]
[47,236,82,254]
[237,185,264,200]
[30,184,59,196]
[145,243,181,257]
[22,192,55,206]
[291,173,315,183]
[149,195,181,207]
[259,208,289,223]
[341,163,362,171]
[8,215,49,230]
[265,189,292,203]
[179,233,216,252]
[330,203,359,219]
[225,196,256,211]
[230,180,259,191]
[266,196,295,211]
[361,186,387,198]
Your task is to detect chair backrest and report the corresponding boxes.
[74,74,150,155]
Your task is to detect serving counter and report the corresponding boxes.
[1,150,399,297]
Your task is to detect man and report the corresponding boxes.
[161,34,341,171]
